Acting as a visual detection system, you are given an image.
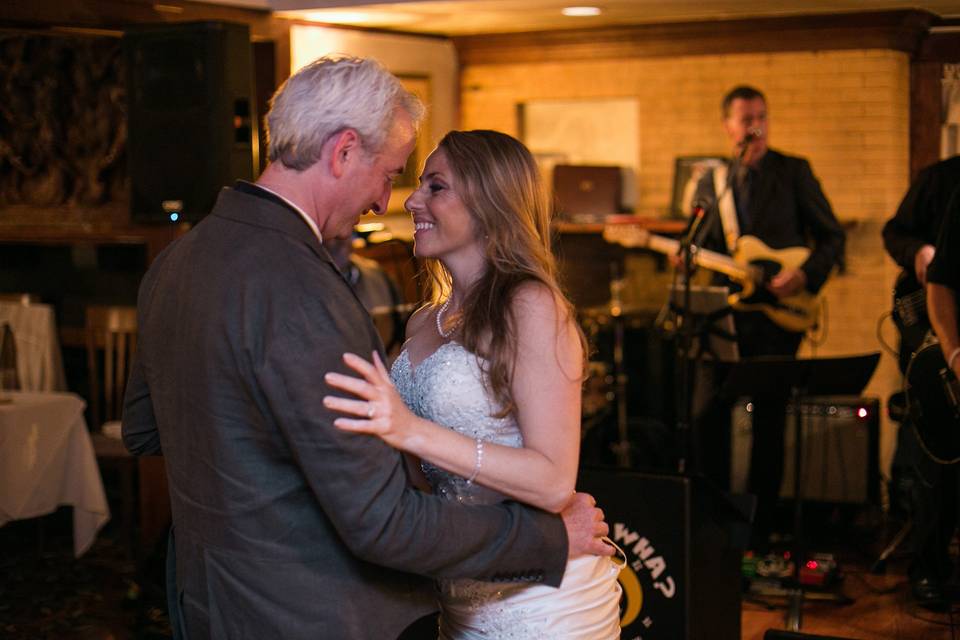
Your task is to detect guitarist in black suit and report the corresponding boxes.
[690,85,845,551]
[882,157,960,609]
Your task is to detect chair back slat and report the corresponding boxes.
[85,305,138,430]
[0,293,40,305]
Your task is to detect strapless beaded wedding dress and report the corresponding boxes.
[391,341,622,639]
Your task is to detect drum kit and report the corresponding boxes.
[575,267,737,469]
[576,269,659,468]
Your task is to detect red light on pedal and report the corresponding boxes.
[806,560,818,570]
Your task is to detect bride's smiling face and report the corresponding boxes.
[404,149,485,270]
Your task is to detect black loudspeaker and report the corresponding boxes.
[731,396,880,504]
[124,21,258,224]
[578,468,748,640]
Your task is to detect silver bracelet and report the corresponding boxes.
[466,438,484,485]
[948,347,960,371]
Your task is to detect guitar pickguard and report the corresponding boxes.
[729,241,819,332]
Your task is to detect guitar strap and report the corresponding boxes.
[713,165,740,253]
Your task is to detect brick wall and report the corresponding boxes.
[461,48,910,483]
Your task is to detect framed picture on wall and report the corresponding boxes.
[396,74,431,189]
[670,155,726,219]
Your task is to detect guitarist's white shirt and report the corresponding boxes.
[712,164,740,254]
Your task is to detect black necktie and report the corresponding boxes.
[734,166,752,232]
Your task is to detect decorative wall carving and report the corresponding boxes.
[0,34,126,209]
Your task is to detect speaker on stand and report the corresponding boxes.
[124,21,258,225]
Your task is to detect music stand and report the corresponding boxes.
[720,352,880,631]
[668,279,739,476]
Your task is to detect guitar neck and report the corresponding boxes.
[645,234,749,282]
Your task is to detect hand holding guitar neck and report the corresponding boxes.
[914,244,936,287]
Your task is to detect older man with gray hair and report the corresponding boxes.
[121,55,608,639]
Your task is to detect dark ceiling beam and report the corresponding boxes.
[453,10,938,66]
[0,0,275,38]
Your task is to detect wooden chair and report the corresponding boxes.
[85,305,138,432]
[85,305,137,555]
[0,293,41,305]
[85,305,169,556]
[0,294,41,391]
[1,322,19,391]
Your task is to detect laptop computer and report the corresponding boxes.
[552,164,623,222]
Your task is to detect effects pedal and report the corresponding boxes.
[742,551,794,579]
[798,552,838,587]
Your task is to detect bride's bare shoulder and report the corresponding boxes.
[404,303,435,339]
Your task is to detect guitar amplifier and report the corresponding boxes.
[731,396,880,504]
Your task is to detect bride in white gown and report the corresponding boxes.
[324,130,622,639]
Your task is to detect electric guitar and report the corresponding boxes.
[891,270,930,357]
[907,336,960,464]
[603,225,821,333]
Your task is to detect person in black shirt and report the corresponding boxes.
[882,159,960,609]
[883,156,960,369]
[690,85,845,550]
[917,188,960,609]
[884,156,960,290]
[927,189,960,367]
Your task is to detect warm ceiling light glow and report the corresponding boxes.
[301,11,375,24]
[284,9,419,27]
[562,6,602,17]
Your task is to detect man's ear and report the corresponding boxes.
[721,119,733,140]
[329,128,362,179]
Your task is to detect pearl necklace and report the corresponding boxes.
[436,298,461,339]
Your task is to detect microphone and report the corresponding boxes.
[682,199,711,250]
[736,127,763,162]
[741,128,763,145]
[690,199,708,218]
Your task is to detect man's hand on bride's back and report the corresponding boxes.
[561,492,613,558]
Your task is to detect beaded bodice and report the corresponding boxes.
[391,341,522,506]
[390,341,622,640]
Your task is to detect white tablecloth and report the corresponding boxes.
[0,392,110,556]
[0,301,67,392]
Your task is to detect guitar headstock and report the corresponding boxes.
[602,224,651,248]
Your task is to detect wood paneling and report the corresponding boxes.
[910,60,944,180]
[454,10,937,66]
[0,0,271,35]
[909,33,960,180]
[0,0,291,86]
[0,1,287,258]
[917,29,960,62]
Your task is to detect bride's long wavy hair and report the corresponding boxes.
[422,130,587,417]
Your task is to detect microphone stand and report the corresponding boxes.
[673,142,747,475]
[674,204,710,474]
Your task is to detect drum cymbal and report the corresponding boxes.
[578,303,652,320]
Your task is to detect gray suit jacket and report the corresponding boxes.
[122,185,567,639]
